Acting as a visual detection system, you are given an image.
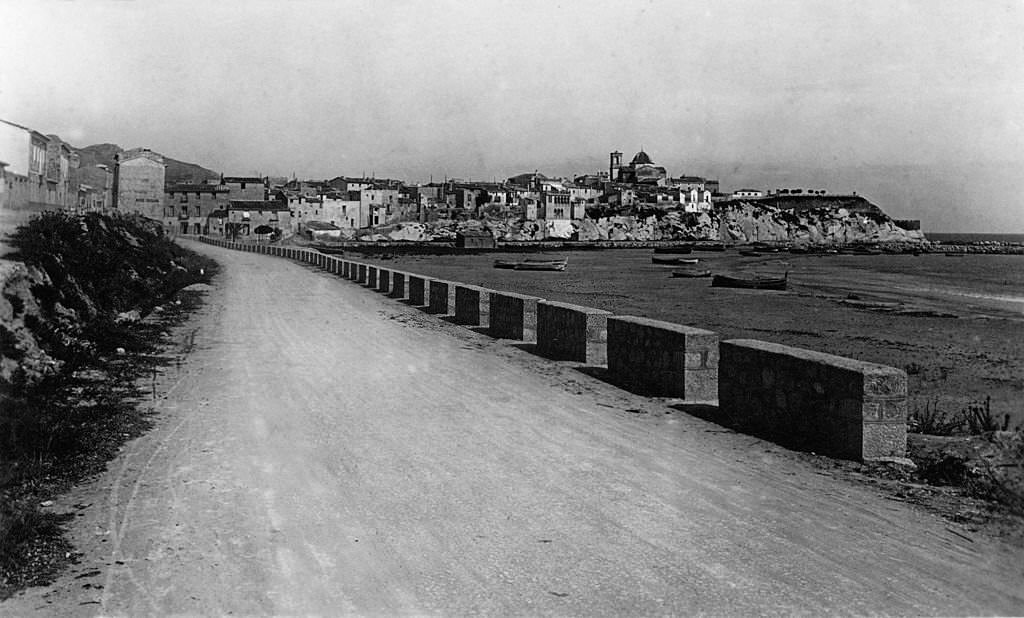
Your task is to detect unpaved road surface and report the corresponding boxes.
[5,241,1024,616]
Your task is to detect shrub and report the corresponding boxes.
[909,399,963,435]
[964,397,1003,434]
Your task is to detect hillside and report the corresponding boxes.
[74,143,220,185]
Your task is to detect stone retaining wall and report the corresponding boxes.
[536,300,611,364]
[454,284,490,327]
[489,291,542,342]
[607,316,718,402]
[377,268,391,293]
[408,275,429,306]
[719,339,907,461]
[428,280,456,314]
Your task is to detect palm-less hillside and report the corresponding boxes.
[74,143,220,185]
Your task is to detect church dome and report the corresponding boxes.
[630,150,653,165]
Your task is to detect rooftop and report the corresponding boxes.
[228,200,289,211]
[167,184,229,193]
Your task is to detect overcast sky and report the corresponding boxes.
[2,0,1022,231]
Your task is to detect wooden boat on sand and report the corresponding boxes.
[494,257,568,271]
[652,256,700,265]
[671,269,712,278]
[711,273,788,290]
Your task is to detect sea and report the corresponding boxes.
[927,232,1024,244]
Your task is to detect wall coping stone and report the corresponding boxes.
[725,339,900,374]
[611,315,716,337]
[538,300,612,316]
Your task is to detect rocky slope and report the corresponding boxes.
[356,197,927,244]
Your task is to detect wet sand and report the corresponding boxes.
[371,249,1024,427]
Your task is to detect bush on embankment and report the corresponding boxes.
[0,211,217,598]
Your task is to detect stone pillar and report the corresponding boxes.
[428,280,455,314]
[390,272,406,299]
[719,339,908,461]
[377,269,391,293]
[454,285,490,327]
[607,316,718,402]
[489,291,542,342]
[536,301,611,364]
[408,275,430,306]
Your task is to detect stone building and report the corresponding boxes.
[164,183,230,235]
[72,163,114,212]
[222,176,266,201]
[211,200,291,239]
[610,150,667,186]
[360,186,399,227]
[114,149,165,218]
[0,118,71,210]
[289,193,361,233]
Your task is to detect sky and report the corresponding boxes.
[2,0,1023,232]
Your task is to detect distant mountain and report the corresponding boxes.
[74,143,220,185]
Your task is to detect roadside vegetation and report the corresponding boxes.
[0,211,216,599]
[877,396,1024,542]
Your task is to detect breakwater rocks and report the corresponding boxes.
[931,243,1024,255]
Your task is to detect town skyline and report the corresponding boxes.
[2,1,1022,232]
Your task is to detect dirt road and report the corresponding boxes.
[5,241,1023,615]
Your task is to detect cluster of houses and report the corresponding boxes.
[1,116,836,240]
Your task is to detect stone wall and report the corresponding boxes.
[428,280,456,314]
[390,271,406,299]
[719,339,907,461]
[607,316,718,402]
[536,300,611,364]
[489,291,542,342]
[454,284,490,326]
[408,275,429,306]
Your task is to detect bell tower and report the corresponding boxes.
[609,151,622,182]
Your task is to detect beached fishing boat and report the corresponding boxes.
[693,243,726,252]
[711,273,788,290]
[493,257,568,271]
[738,250,762,257]
[671,269,712,278]
[652,256,700,265]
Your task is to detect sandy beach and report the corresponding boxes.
[366,248,1024,428]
